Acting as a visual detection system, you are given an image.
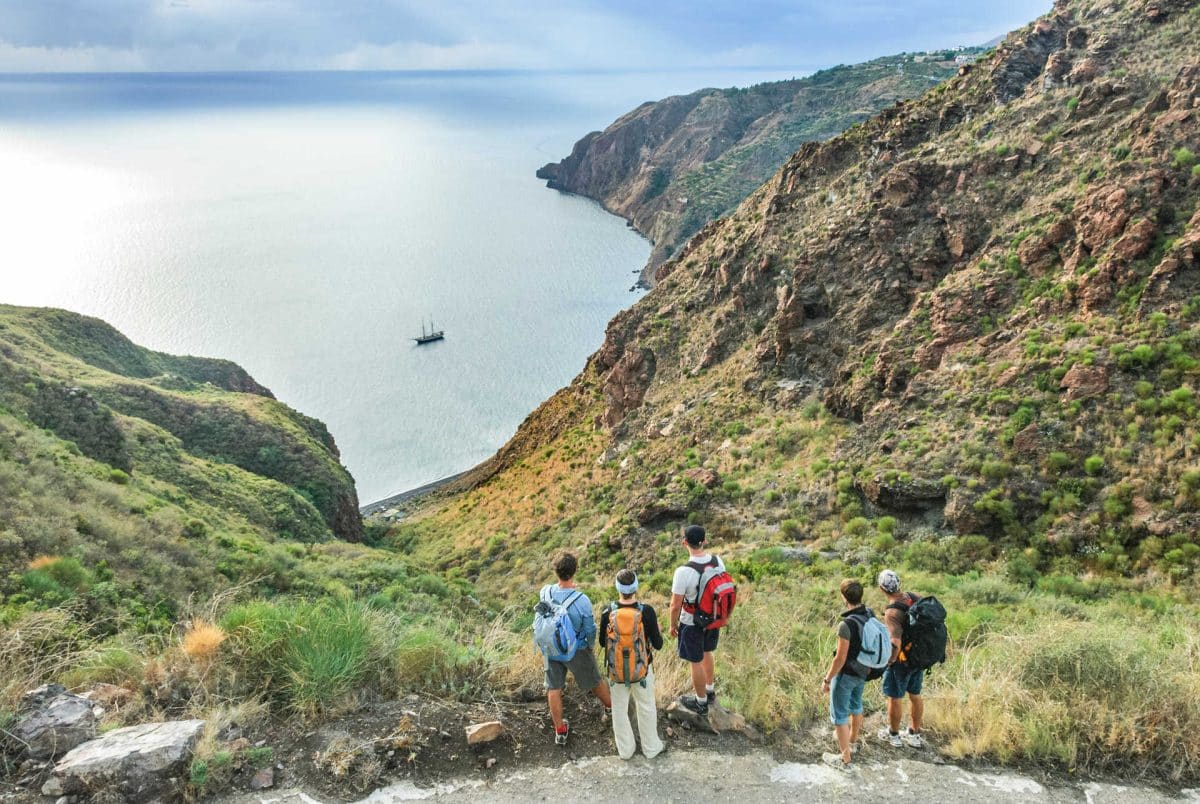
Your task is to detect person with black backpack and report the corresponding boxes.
[821,579,889,769]
[598,569,664,760]
[669,525,736,717]
[875,569,947,749]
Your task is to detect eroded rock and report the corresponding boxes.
[11,684,96,761]
[44,719,205,799]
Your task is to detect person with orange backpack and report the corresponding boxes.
[670,525,737,716]
[598,569,664,760]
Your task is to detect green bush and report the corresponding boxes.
[1084,455,1105,476]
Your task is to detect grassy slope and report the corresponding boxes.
[395,0,1200,781]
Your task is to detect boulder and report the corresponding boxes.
[778,547,812,563]
[682,468,720,488]
[1061,364,1110,401]
[631,494,688,525]
[1012,423,1042,456]
[858,475,946,513]
[43,719,205,799]
[464,721,505,745]
[11,684,97,760]
[249,767,275,790]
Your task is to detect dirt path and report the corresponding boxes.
[230,748,1198,803]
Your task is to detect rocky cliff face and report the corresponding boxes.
[416,0,1200,585]
[537,52,975,286]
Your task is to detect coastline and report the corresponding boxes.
[360,471,472,516]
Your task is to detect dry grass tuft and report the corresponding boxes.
[182,620,227,662]
[27,555,59,571]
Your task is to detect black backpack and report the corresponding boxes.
[888,594,948,672]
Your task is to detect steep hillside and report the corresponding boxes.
[0,305,362,606]
[396,0,1200,778]
[537,50,982,285]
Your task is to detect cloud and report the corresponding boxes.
[0,0,1054,73]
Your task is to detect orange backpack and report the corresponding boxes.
[606,603,650,686]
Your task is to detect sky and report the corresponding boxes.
[0,0,1053,73]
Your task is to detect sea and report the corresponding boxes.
[0,69,801,504]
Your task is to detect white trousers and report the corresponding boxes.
[609,667,664,760]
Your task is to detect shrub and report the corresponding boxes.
[1083,455,1105,476]
[393,628,468,690]
[1172,146,1196,170]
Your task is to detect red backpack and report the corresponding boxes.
[685,557,737,630]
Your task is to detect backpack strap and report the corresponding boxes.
[684,557,719,605]
[561,590,583,610]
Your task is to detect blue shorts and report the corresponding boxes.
[882,663,924,698]
[677,623,719,663]
[829,673,865,726]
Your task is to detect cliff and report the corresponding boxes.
[537,51,980,285]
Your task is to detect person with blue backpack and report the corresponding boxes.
[533,552,612,746]
[821,578,890,770]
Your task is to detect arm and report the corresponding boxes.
[669,594,683,638]
[579,600,597,646]
[597,608,610,649]
[642,606,664,651]
[822,636,850,692]
[885,609,902,664]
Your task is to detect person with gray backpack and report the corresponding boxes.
[533,552,612,745]
[821,578,890,769]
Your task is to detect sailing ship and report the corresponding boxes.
[413,317,444,345]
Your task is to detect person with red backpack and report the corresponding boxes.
[669,525,736,717]
[598,569,664,760]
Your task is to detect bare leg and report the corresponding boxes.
[849,713,863,746]
[591,682,613,709]
[547,689,564,730]
[690,661,707,698]
[702,651,715,688]
[887,696,903,732]
[835,723,852,764]
[909,694,924,732]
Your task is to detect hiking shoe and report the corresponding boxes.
[821,752,850,771]
[678,694,709,716]
[904,730,925,749]
[877,727,903,748]
[554,719,569,746]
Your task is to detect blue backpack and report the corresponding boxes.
[533,586,584,662]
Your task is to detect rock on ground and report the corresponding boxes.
[221,748,1199,803]
[11,684,97,760]
[42,718,205,799]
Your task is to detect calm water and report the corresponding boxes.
[0,70,798,503]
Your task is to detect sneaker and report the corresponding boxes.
[678,694,709,716]
[904,729,925,749]
[554,719,569,746]
[877,727,903,748]
[821,752,851,771]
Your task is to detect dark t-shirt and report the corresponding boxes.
[598,601,664,663]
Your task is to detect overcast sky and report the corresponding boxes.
[0,0,1053,73]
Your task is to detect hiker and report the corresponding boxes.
[877,568,926,749]
[598,569,664,760]
[669,524,732,716]
[535,552,612,745]
[821,578,890,769]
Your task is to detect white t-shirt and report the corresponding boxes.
[672,554,726,626]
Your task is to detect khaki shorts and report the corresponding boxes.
[544,646,602,691]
